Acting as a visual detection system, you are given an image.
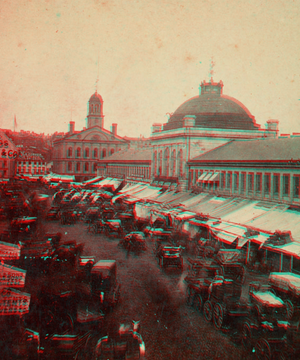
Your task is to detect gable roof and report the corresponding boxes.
[54,126,128,143]
[190,137,300,163]
[98,148,152,164]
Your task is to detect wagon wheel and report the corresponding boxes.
[159,257,163,267]
[213,303,225,330]
[285,299,294,320]
[237,266,246,285]
[92,224,98,234]
[241,322,253,352]
[186,286,195,306]
[58,313,74,333]
[203,300,213,322]
[194,294,203,313]
[253,304,262,321]
[277,344,294,360]
[255,338,272,360]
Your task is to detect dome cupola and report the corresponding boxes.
[163,80,260,131]
[87,91,104,128]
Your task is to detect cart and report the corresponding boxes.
[241,281,288,357]
[269,272,300,320]
[118,232,147,254]
[184,258,221,311]
[203,250,248,330]
[156,245,183,270]
[95,320,145,360]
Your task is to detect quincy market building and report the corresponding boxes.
[186,136,300,274]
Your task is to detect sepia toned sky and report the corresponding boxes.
[0,0,299,137]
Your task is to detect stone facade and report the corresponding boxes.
[151,80,279,190]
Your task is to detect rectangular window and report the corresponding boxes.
[264,174,270,195]
[233,172,239,193]
[273,174,280,197]
[219,172,225,189]
[240,172,246,193]
[226,172,232,191]
[283,175,290,197]
[293,176,300,198]
[256,173,262,193]
[248,173,254,192]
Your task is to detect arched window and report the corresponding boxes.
[85,162,89,172]
[171,149,176,177]
[93,163,97,172]
[76,147,81,158]
[68,162,72,172]
[91,104,94,113]
[110,149,114,155]
[93,148,98,159]
[102,148,107,158]
[67,147,72,158]
[177,149,183,177]
[163,148,169,177]
[76,162,80,172]
[154,151,157,176]
[158,150,162,176]
[85,148,89,158]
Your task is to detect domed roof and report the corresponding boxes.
[164,80,260,131]
[89,91,103,103]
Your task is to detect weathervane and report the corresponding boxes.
[95,55,100,93]
[209,57,215,82]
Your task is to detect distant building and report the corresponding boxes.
[150,79,279,190]
[0,130,17,178]
[53,91,129,182]
[97,147,151,181]
[16,151,47,176]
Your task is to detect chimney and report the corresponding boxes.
[152,123,162,133]
[266,119,279,131]
[111,123,117,136]
[69,121,75,134]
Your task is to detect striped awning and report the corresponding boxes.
[202,172,213,182]
[197,172,207,182]
[208,172,220,182]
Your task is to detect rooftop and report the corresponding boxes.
[190,137,300,163]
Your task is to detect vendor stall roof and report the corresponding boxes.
[263,242,300,259]
[175,211,196,220]
[222,201,272,224]
[180,193,208,209]
[189,196,230,214]
[247,208,300,242]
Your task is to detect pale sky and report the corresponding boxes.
[0,0,299,137]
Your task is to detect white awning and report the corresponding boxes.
[175,211,196,220]
[197,172,207,182]
[208,172,220,182]
[202,172,213,182]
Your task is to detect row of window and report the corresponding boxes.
[154,149,183,177]
[17,168,46,174]
[67,162,97,173]
[107,166,150,179]
[17,162,46,166]
[66,147,115,159]
[190,170,300,199]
